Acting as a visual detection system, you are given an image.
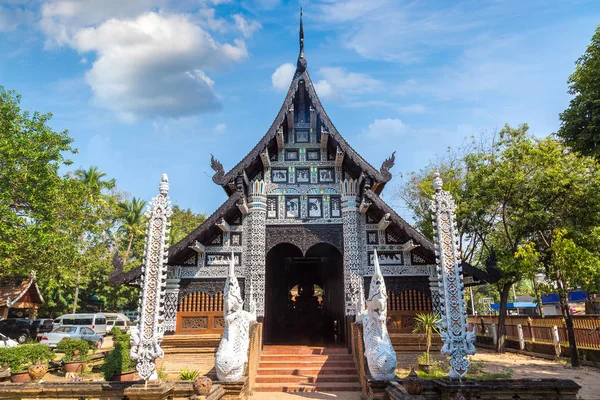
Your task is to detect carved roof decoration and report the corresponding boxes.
[0,272,43,307]
[211,13,393,195]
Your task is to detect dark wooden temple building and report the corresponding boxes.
[111,15,498,345]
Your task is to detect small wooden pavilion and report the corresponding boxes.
[0,272,43,319]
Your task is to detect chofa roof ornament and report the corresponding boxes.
[296,8,307,74]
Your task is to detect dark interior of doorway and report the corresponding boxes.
[264,243,344,345]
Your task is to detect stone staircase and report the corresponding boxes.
[255,345,361,392]
[157,334,221,379]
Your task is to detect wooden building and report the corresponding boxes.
[0,273,43,320]
[111,15,499,345]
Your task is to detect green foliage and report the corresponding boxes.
[413,312,442,364]
[102,340,135,380]
[416,352,429,365]
[558,25,600,159]
[0,344,55,373]
[56,339,91,362]
[157,366,168,380]
[168,205,207,246]
[179,369,201,380]
[109,326,122,339]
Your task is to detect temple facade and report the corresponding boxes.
[112,15,444,345]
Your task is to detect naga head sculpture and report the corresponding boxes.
[224,251,243,315]
[367,249,388,322]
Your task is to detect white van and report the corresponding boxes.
[104,313,131,334]
[53,313,108,335]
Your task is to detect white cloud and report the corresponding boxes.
[314,67,381,100]
[271,63,295,92]
[363,118,409,140]
[40,5,249,121]
[233,14,261,38]
[398,104,426,114]
[314,80,339,100]
[215,123,227,134]
[0,4,35,32]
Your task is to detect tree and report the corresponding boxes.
[117,197,147,261]
[75,166,115,192]
[168,205,206,246]
[558,25,600,158]
[397,124,600,360]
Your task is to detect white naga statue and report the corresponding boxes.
[215,252,257,381]
[362,249,397,380]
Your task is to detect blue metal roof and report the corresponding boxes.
[490,302,537,310]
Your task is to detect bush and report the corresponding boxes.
[0,344,54,373]
[417,352,429,365]
[109,326,121,339]
[56,339,91,362]
[179,369,200,380]
[102,340,135,380]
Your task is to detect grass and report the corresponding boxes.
[396,359,514,380]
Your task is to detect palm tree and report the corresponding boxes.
[118,197,147,261]
[413,312,442,365]
[75,166,115,191]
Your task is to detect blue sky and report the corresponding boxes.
[1,0,599,220]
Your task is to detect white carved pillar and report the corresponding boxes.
[130,174,172,381]
[245,180,267,317]
[341,179,361,316]
[164,278,180,333]
[430,172,475,378]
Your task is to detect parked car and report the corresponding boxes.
[32,318,54,336]
[40,326,104,348]
[53,313,108,335]
[0,333,18,348]
[104,313,131,334]
[0,319,38,343]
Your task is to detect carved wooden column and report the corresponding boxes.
[130,174,172,381]
[341,179,362,316]
[164,278,180,334]
[431,172,475,378]
[245,180,267,317]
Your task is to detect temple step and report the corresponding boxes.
[257,367,358,376]
[254,345,360,393]
[256,374,359,383]
[254,382,362,392]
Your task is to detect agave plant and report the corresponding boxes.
[412,312,442,365]
[179,369,201,381]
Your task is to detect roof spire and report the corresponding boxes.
[296,7,307,73]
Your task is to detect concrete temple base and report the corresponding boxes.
[387,378,581,400]
[366,376,391,400]
[214,377,249,399]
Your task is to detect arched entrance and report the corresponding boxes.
[264,242,344,345]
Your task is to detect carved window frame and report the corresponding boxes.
[295,168,311,184]
[285,196,300,219]
[330,196,342,218]
[295,129,309,143]
[266,196,278,219]
[307,149,321,161]
[368,251,404,266]
[272,168,288,183]
[367,230,379,245]
[230,232,243,246]
[285,149,299,161]
[307,196,323,218]
[318,167,335,183]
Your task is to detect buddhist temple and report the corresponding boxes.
[111,12,498,346]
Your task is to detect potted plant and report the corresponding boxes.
[102,334,136,381]
[56,339,91,374]
[412,312,441,373]
[0,344,54,382]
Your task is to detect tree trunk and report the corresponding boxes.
[496,282,512,353]
[557,274,580,367]
[426,328,431,364]
[125,232,134,261]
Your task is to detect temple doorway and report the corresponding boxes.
[264,242,344,345]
